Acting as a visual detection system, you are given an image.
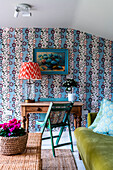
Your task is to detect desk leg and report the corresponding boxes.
[26,113,30,133]
[73,106,82,129]
[77,115,81,127]
[74,115,77,129]
[73,115,82,129]
[22,116,26,130]
[21,106,26,130]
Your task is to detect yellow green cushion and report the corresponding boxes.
[87,112,97,127]
[74,127,113,170]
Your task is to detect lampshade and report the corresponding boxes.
[18,62,41,103]
[18,62,41,80]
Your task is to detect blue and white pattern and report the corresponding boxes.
[88,99,104,129]
[93,99,113,135]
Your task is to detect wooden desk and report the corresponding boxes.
[21,101,83,132]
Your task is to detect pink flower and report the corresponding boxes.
[7,124,10,128]
[8,123,14,128]
[14,125,17,129]
[9,120,12,124]
[9,127,15,132]
[11,118,17,123]
[0,118,25,137]
[2,123,8,130]
[0,124,3,128]
[17,123,21,129]
[8,133,11,137]
[14,121,17,125]
[14,123,21,129]
[3,123,7,126]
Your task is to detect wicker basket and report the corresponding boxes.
[0,133,28,155]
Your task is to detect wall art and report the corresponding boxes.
[33,48,68,74]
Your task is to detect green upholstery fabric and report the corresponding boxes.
[87,112,97,127]
[74,127,113,170]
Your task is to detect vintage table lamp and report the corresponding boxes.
[18,62,41,103]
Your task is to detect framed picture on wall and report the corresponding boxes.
[33,48,68,74]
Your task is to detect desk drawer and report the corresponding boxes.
[26,106,48,113]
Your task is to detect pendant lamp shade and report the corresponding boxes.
[18,62,41,103]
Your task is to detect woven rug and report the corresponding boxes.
[41,149,77,170]
[0,133,42,170]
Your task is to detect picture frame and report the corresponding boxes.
[33,48,68,75]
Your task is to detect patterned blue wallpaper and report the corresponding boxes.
[0,28,113,131]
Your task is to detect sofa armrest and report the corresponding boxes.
[87,112,98,127]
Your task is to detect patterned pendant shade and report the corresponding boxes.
[18,62,41,80]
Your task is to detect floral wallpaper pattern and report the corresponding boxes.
[0,28,113,131]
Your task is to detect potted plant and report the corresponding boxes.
[62,78,78,102]
[0,118,28,155]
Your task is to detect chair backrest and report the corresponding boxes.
[41,102,53,133]
[44,102,53,122]
[50,102,73,125]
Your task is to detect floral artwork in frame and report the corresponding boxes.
[33,48,68,74]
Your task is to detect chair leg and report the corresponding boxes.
[56,126,64,145]
[67,118,73,152]
[41,125,45,135]
[48,118,55,157]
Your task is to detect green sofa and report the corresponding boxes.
[74,112,113,170]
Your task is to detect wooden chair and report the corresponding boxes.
[36,102,73,157]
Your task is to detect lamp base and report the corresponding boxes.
[24,99,35,103]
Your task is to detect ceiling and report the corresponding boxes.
[1,0,113,41]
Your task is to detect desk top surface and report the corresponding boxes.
[21,101,83,107]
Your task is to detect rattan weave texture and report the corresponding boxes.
[0,133,42,170]
[0,133,28,155]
